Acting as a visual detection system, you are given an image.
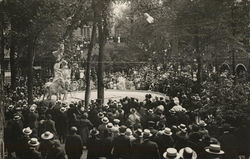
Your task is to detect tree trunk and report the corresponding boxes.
[85,11,97,107]
[9,34,16,90]
[27,41,35,105]
[0,17,4,88]
[97,22,105,104]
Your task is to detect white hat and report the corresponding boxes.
[41,131,54,140]
[60,107,67,112]
[28,138,40,147]
[101,117,109,124]
[163,148,180,159]
[163,127,172,136]
[143,129,152,138]
[179,147,197,159]
[205,144,224,155]
[22,127,32,135]
[178,124,187,131]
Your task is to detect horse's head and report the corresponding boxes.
[54,78,65,88]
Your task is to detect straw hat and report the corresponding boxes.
[178,124,187,131]
[163,148,180,159]
[90,129,99,136]
[41,131,54,140]
[205,144,224,155]
[98,112,104,118]
[113,119,120,124]
[143,129,152,138]
[22,127,32,135]
[13,115,21,120]
[101,117,109,124]
[28,138,40,147]
[163,127,172,136]
[179,147,197,159]
[60,107,67,112]
[106,123,114,129]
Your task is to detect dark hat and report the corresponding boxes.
[119,125,127,134]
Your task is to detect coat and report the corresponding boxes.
[24,149,42,159]
[65,134,83,158]
[47,146,66,159]
[219,132,238,159]
[140,139,160,159]
[87,136,101,159]
[77,119,93,145]
[155,134,174,157]
[43,119,57,134]
[112,134,132,159]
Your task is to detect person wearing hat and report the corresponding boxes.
[155,128,174,157]
[76,112,93,149]
[140,129,160,159]
[112,125,132,159]
[42,114,57,135]
[128,108,141,127]
[24,138,42,159]
[9,115,24,158]
[65,127,83,159]
[17,127,33,159]
[39,131,55,158]
[131,129,144,159]
[46,139,66,159]
[87,128,101,159]
[98,117,109,135]
[179,147,197,159]
[218,124,238,159]
[163,148,180,159]
[205,144,224,159]
[175,124,189,151]
[56,106,68,143]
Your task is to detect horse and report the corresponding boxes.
[43,78,67,100]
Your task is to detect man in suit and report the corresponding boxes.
[155,128,174,158]
[65,126,83,159]
[43,114,57,135]
[140,129,160,159]
[112,125,132,159]
[24,138,42,159]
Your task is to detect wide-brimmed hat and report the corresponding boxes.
[106,123,114,129]
[13,115,21,120]
[41,131,54,140]
[22,127,32,135]
[178,124,187,131]
[148,109,153,113]
[28,138,40,147]
[130,108,136,113]
[60,107,67,112]
[143,129,152,138]
[119,125,127,135]
[163,148,180,159]
[198,120,207,127]
[29,106,36,112]
[113,119,120,124]
[205,144,224,155]
[8,105,14,110]
[101,117,109,124]
[163,128,172,136]
[98,112,104,118]
[134,129,143,138]
[90,129,99,136]
[179,147,197,159]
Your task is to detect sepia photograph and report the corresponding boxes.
[0,0,250,159]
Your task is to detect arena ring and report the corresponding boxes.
[41,89,166,104]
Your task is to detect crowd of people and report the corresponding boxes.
[3,81,250,159]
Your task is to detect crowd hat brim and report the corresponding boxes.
[163,128,172,136]
[28,138,40,147]
[101,117,109,124]
[205,144,224,155]
[13,115,21,120]
[22,127,32,135]
[41,131,54,140]
[178,124,187,131]
[179,148,197,159]
[163,148,180,159]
